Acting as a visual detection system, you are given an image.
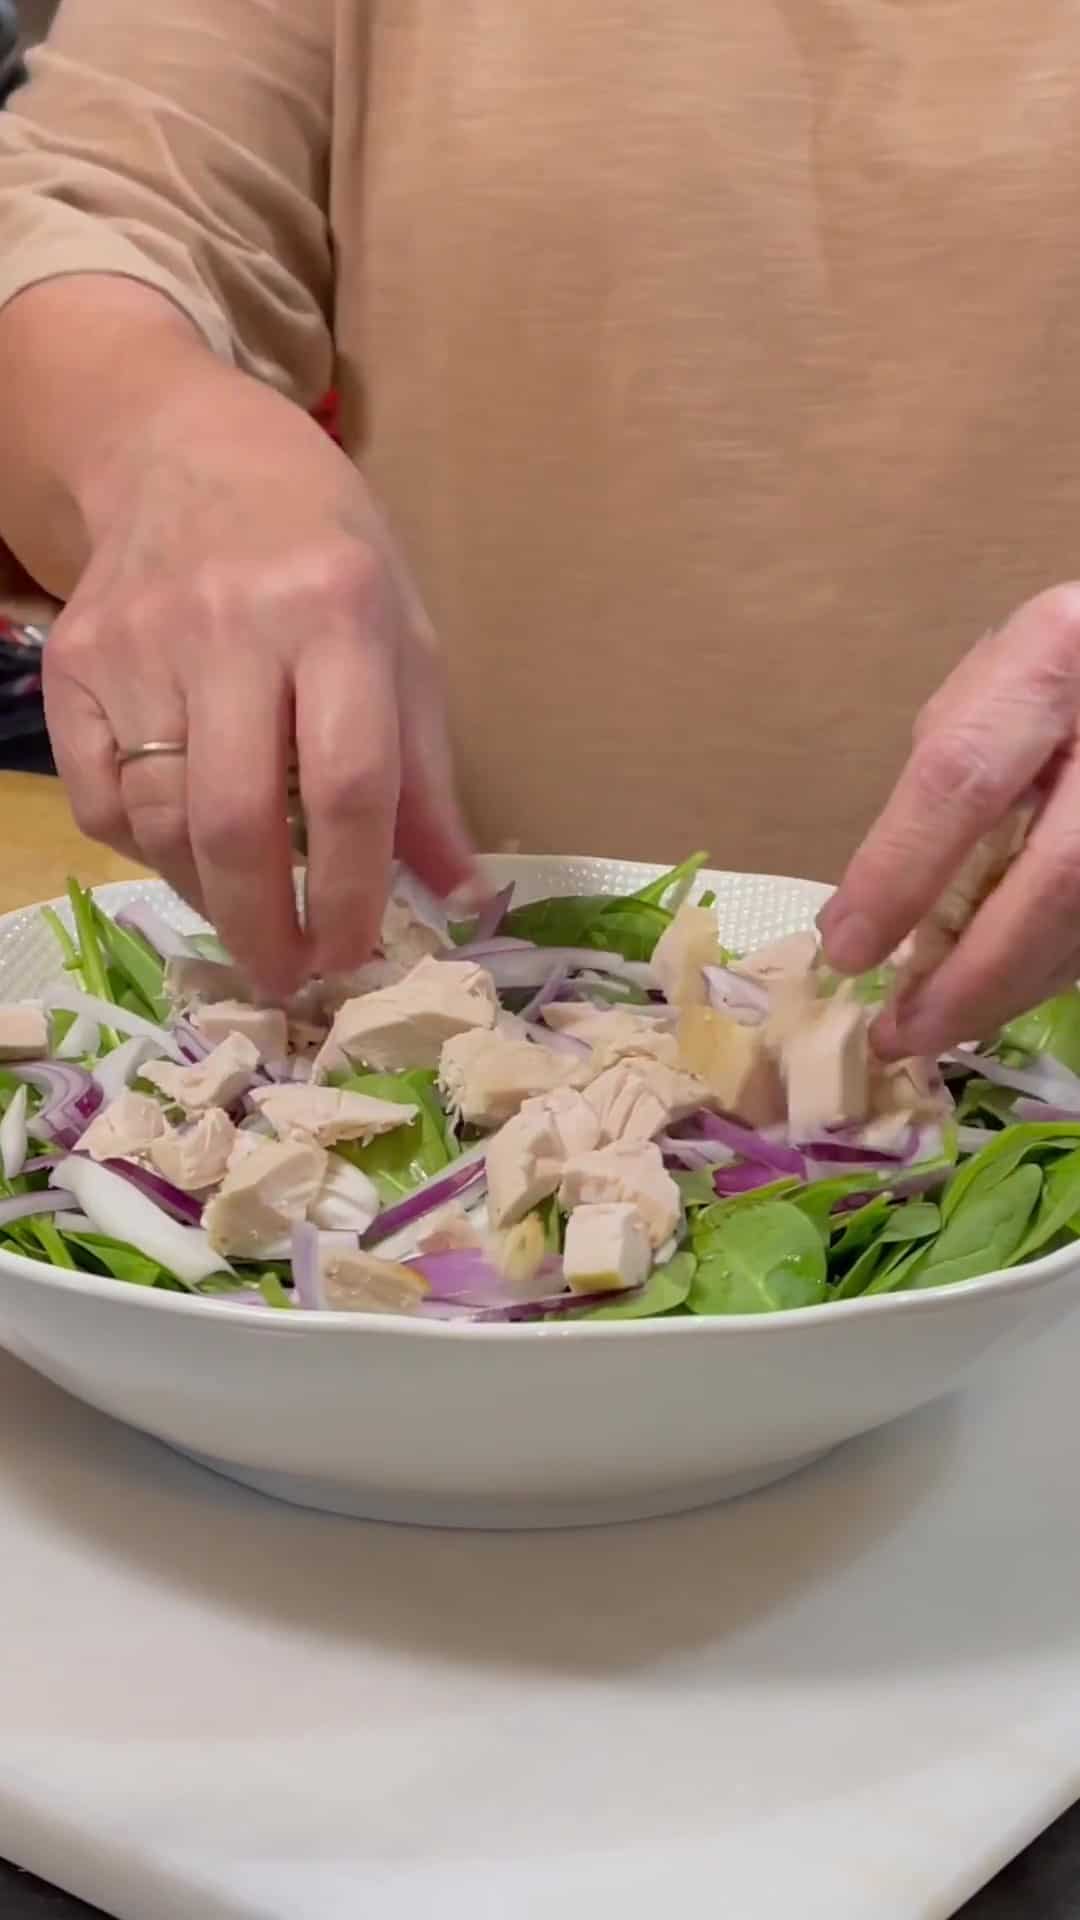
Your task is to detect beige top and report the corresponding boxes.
[2,2,1079,880]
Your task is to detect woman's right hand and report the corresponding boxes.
[43,361,477,998]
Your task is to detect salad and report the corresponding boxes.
[1,853,1079,1321]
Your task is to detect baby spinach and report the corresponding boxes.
[897,1164,1043,1291]
[629,852,710,911]
[581,1251,696,1320]
[335,1069,458,1201]
[940,1121,1080,1224]
[689,1200,827,1314]
[1009,1145,1080,1265]
[999,988,1080,1077]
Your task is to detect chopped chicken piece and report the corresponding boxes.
[438,1026,581,1127]
[415,1201,487,1255]
[559,1141,681,1249]
[734,931,818,984]
[249,1083,417,1146]
[677,1007,786,1127]
[871,1054,949,1126]
[491,1212,550,1288]
[204,1136,327,1258]
[581,1012,680,1074]
[898,804,1034,990]
[0,1003,48,1060]
[164,955,251,1008]
[584,1060,706,1144]
[149,1108,237,1191]
[563,1202,651,1294]
[486,1088,600,1227]
[143,1033,260,1113]
[315,956,497,1075]
[192,1001,288,1062]
[381,894,449,968]
[320,960,410,1014]
[78,1089,168,1162]
[781,988,871,1139]
[318,1248,429,1315]
[650,904,726,1008]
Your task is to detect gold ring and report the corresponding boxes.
[117,741,187,769]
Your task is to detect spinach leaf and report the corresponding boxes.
[92,902,168,1021]
[501,892,671,962]
[898,1164,1043,1291]
[1009,1145,1080,1265]
[999,989,1080,1077]
[630,852,710,910]
[689,1201,827,1314]
[63,1232,171,1288]
[580,1251,696,1320]
[334,1069,457,1202]
[941,1122,1080,1223]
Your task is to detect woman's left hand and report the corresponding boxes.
[819,585,1080,1058]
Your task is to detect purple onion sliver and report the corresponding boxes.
[1012,1098,1080,1124]
[0,1189,76,1228]
[102,1158,204,1226]
[713,1163,788,1197]
[702,965,769,1023]
[471,1280,640,1323]
[942,1047,1080,1113]
[363,1155,487,1247]
[290,1220,325,1310]
[115,902,197,962]
[695,1110,806,1176]
[468,883,516,945]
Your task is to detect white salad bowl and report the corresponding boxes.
[0,858,1077,1532]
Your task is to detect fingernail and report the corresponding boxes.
[444,873,490,917]
[818,906,876,975]
[873,999,935,1061]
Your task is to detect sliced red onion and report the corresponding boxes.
[290,1220,325,1310]
[7,1061,103,1149]
[712,1163,789,1197]
[200,1288,270,1309]
[470,1280,639,1323]
[53,1211,95,1232]
[802,1139,911,1168]
[92,1035,160,1103]
[404,1247,563,1307]
[116,902,198,961]
[21,1154,59,1174]
[363,1151,488,1248]
[658,1132,734,1171]
[450,936,534,960]
[524,1022,590,1059]
[468,883,515,945]
[44,988,185,1063]
[102,1158,205,1226]
[388,865,454,941]
[56,1012,100,1061]
[0,1188,76,1228]
[54,1158,228,1284]
[457,946,656,993]
[702,966,769,1023]
[1012,1098,1080,1124]
[943,1046,1080,1113]
[0,1083,29,1180]
[520,965,570,1024]
[171,1018,212,1065]
[695,1111,807,1176]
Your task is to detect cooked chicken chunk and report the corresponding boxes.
[143,1034,260,1113]
[204,1136,327,1257]
[315,956,497,1075]
[562,1202,651,1293]
[249,1084,417,1146]
[78,1089,168,1162]
[149,1108,236,1192]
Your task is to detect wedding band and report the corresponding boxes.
[116,741,187,769]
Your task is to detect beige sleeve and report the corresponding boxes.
[0,0,334,406]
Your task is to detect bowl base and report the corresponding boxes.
[175,1444,836,1530]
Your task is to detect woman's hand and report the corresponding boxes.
[819,586,1080,1057]
[43,363,476,998]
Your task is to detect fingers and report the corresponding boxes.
[295,628,400,976]
[394,626,478,901]
[875,747,1080,1056]
[43,663,133,858]
[186,674,303,999]
[821,589,1080,974]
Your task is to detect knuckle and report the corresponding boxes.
[314,538,386,614]
[194,804,265,867]
[910,729,1004,816]
[309,760,396,826]
[1037,834,1080,908]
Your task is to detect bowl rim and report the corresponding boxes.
[0,862,1074,1343]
